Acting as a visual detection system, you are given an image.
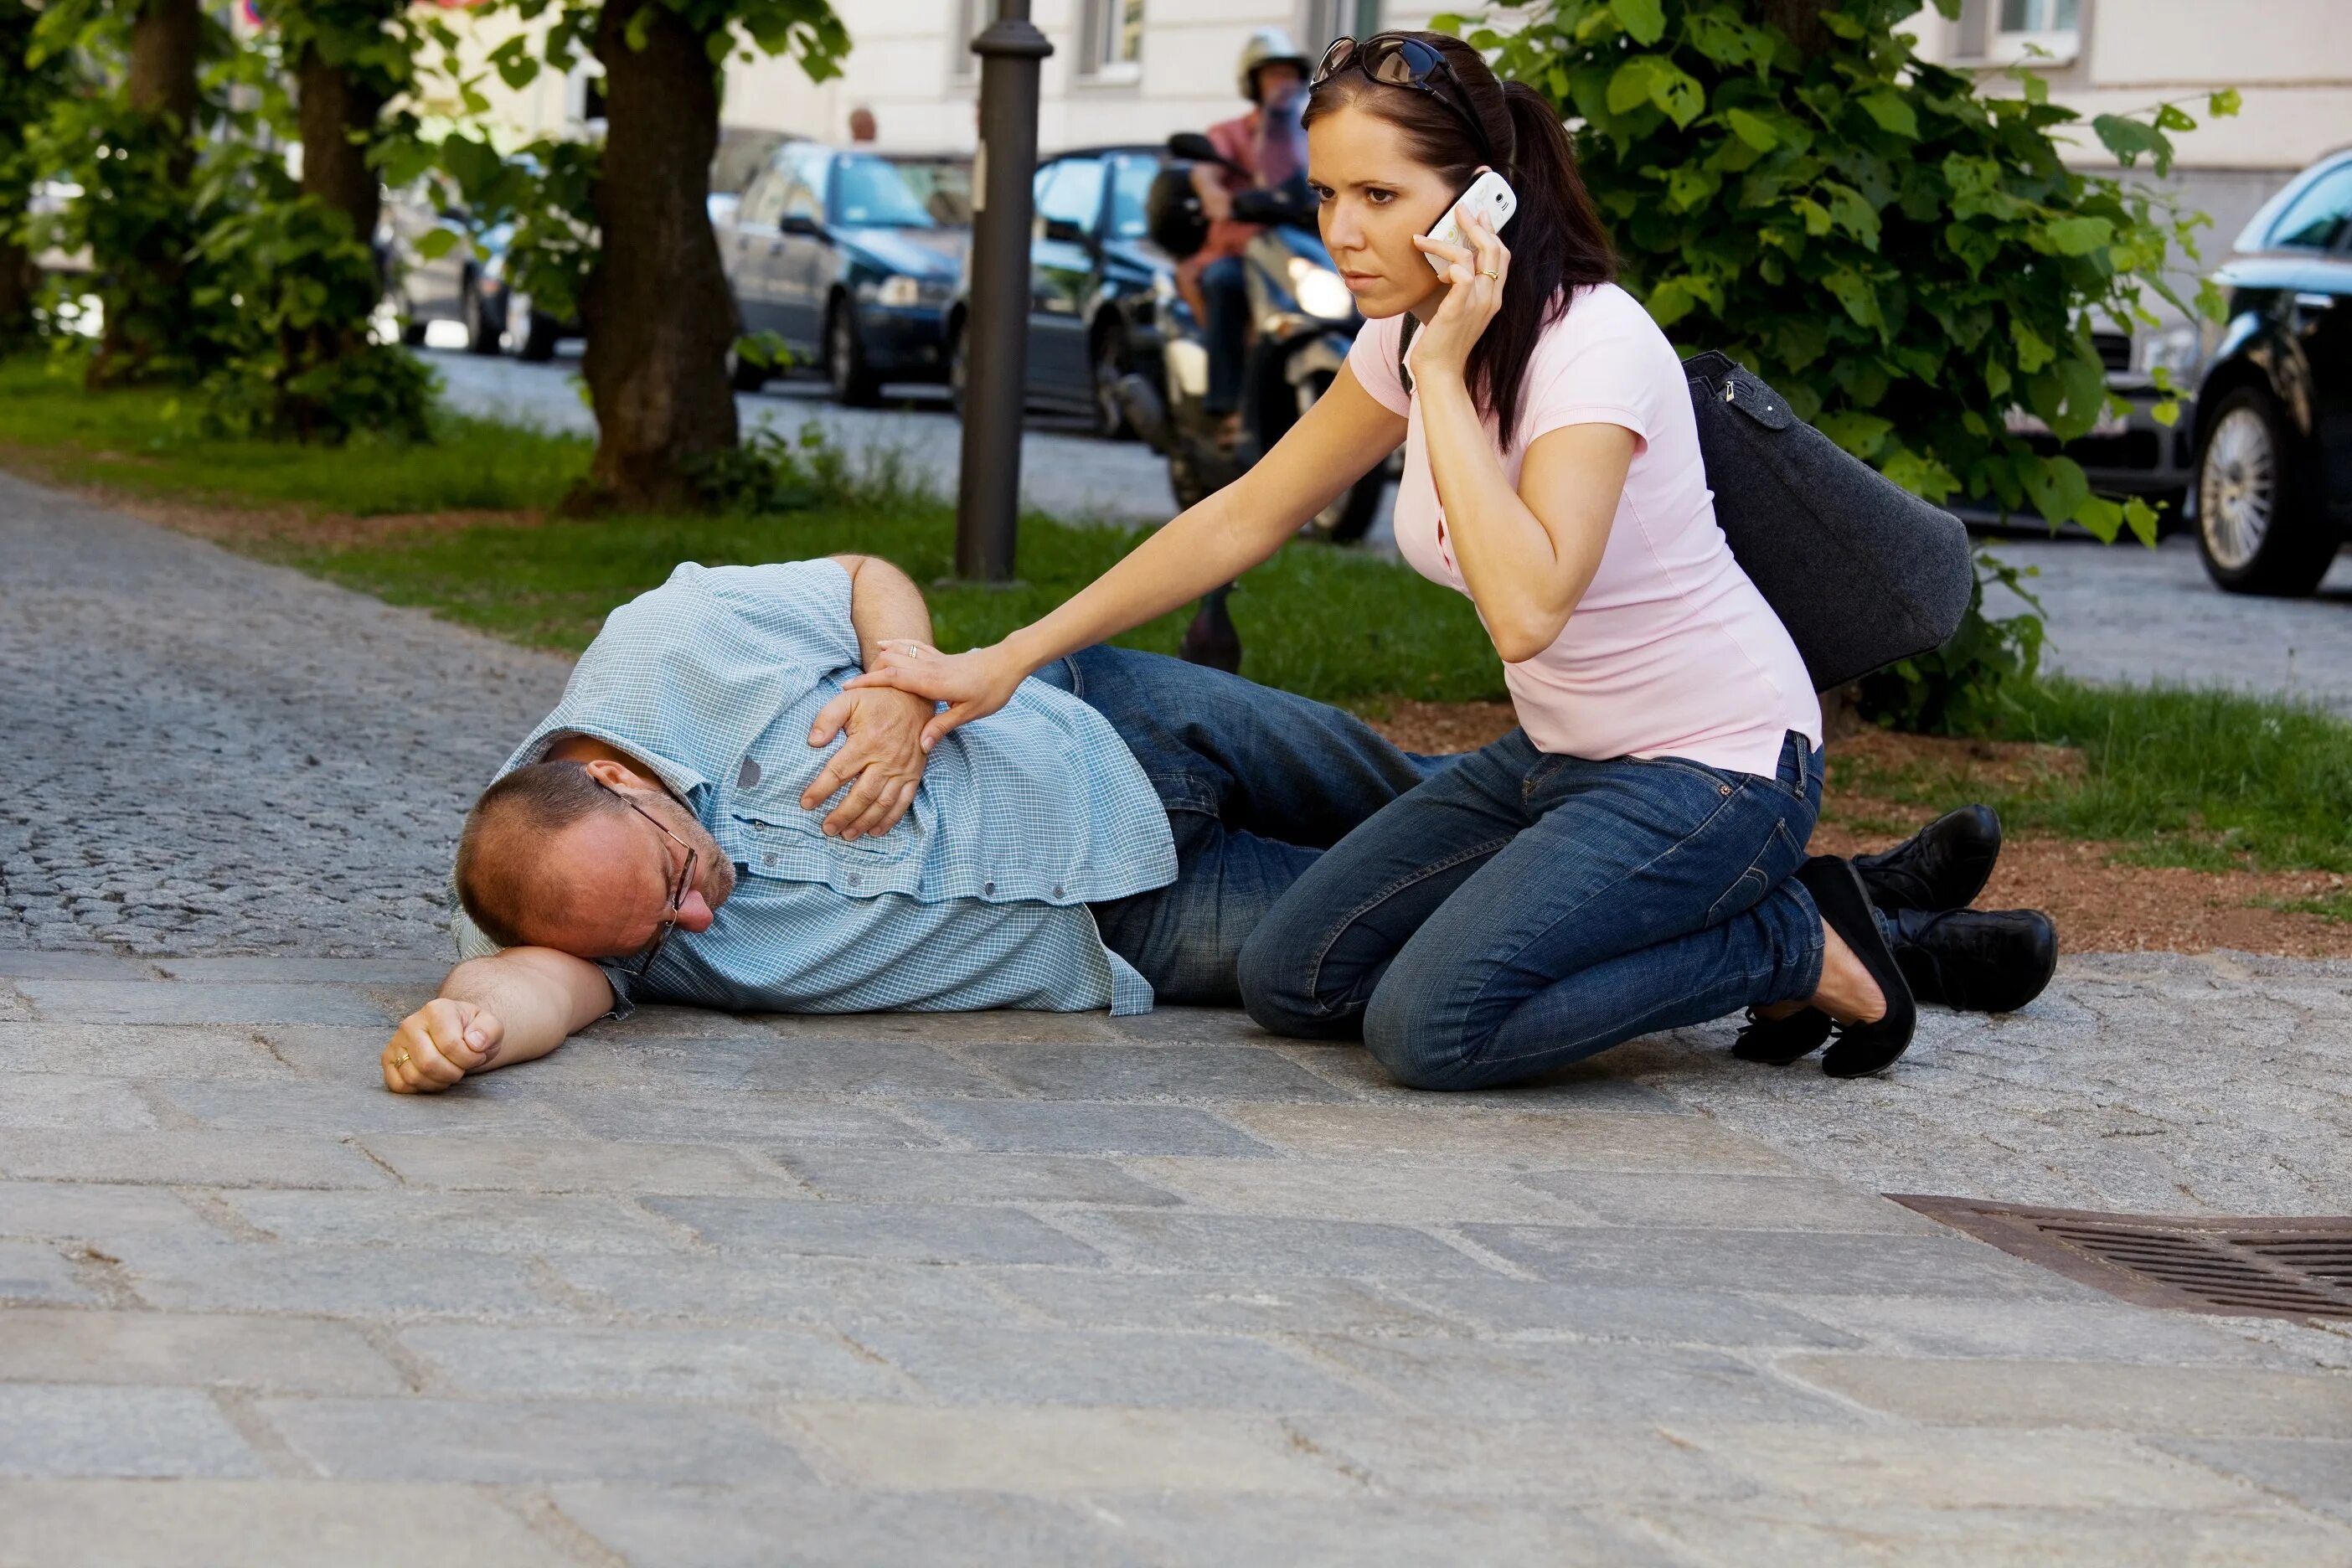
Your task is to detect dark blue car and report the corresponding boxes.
[719,142,970,405]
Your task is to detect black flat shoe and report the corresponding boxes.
[1890,905,2060,1014]
[1854,805,2003,914]
[1798,855,1917,1079]
[1732,1006,1834,1065]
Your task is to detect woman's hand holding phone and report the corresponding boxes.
[843,640,1028,753]
[1408,208,1511,390]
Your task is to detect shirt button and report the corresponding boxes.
[1052,885,1065,899]
[983,881,996,895]
[763,854,777,867]
[847,874,861,888]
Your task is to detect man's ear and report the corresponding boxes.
[582,757,649,792]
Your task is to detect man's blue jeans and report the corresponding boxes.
[1034,646,1442,1004]
[1202,255,1249,416]
[1236,728,1830,1089]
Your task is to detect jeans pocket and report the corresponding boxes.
[1704,817,1805,926]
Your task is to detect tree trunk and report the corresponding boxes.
[1755,0,1837,60]
[90,0,201,385]
[576,0,737,513]
[0,236,33,342]
[297,39,386,245]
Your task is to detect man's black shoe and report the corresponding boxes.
[1854,805,2002,914]
[1889,905,2059,1014]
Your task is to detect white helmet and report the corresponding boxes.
[1235,27,1311,103]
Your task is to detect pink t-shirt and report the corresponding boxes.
[1349,283,1821,778]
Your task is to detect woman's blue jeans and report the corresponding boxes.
[1237,728,1830,1090]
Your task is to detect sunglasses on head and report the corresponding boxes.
[1313,34,1498,167]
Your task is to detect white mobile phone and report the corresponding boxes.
[1424,170,1519,276]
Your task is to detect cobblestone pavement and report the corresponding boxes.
[6,480,2352,1564]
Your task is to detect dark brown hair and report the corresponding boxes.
[454,760,623,948]
[1304,32,1617,442]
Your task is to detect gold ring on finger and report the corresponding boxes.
[1481,269,1499,280]
[392,1049,411,1065]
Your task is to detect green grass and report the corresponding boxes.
[1835,680,2352,878]
[0,353,1505,706]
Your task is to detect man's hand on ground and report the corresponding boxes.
[383,998,502,1094]
[802,685,933,840]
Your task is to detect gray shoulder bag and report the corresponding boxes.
[1399,322,1973,692]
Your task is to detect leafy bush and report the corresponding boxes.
[1457,0,2236,730]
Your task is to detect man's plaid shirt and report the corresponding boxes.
[454,560,1177,1014]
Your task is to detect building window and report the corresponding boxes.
[1998,0,2080,34]
[1301,0,1382,55]
[1079,0,1143,84]
[950,0,1000,85]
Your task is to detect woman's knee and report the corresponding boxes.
[1361,980,1487,1091]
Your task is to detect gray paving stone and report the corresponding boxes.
[849,1323,1377,1411]
[783,1401,1355,1493]
[1124,1157,1592,1225]
[549,1253,1019,1328]
[1053,1210,1502,1279]
[1779,1355,2352,1437]
[0,1241,96,1307]
[1380,1278,1861,1349]
[263,1395,816,1484]
[902,1097,1277,1156]
[2156,1436,2352,1524]
[1519,1172,1949,1234]
[1087,1496,1671,1568]
[1307,1334,1855,1426]
[0,952,157,979]
[646,1195,1102,1266]
[360,1133,792,1195]
[224,1190,689,1255]
[0,1023,290,1079]
[0,1308,405,1395]
[965,1041,1354,1105]
[1223,1104,1798,1173]
[16,978,396,1026]
[1272,1043,1689,1114]
[0,1479,585,1568]
[109,1237,562,1319]
[0,1385,262,1478]
[1457,1225,2078,1299]
[402,1323,910,1400]
[1631,1498,2352,1567]
[154,1077,576,1137]
[148,957,454,986]
[528,1088,936,1148]
[771,1148,1179,1207]
[551,1481,1137,1568]
[0,1184,211,1247]
[1780,1295,2337,1369]
[1283,1413,1750,1502]
[654,1035,1017,1098]
[978,1269,1450,1337]
[0,1131,390,1189]
[1675,1423,2273,1511]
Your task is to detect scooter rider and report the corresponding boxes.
[1185,27,1313,449]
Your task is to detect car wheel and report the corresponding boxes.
[460,277,500,356]
[399,308,426,348]
[826,299,881,406]
[1091,322,1133,440]
[2194,385,2335,596]
[515,307,560,363]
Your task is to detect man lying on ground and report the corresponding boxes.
[380,555,2030,1093]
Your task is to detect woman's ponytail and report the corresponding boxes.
[1481,81,1616,444]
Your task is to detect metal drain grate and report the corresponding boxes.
[1890,1196,2352,1323]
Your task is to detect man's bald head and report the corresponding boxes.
[455,761,629,948]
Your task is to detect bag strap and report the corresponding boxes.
[1396,312,1418,398]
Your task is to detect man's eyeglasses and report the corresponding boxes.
[596,780,699,980]
[1313,34,1498,168]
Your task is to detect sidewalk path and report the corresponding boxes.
[3,475,2349,1565]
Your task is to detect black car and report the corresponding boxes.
[718,142,969,405]
[2187,149,2352,595]
[946,145,1173,437]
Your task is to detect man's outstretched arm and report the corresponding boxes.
[381,947,613,1095]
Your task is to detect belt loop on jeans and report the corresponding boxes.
[1785,730,1809,794]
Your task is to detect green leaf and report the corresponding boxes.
[2092,114,2170,172]
[1823,269,1883,331]
[2208,86,2242,118]
[1645,276,1700,328]
[1818,410,1894,460]
[1725,108,1779,152]
[1856,91,1919,139]
[1612,0,1666,46]
[1821,182,1881,250]
[1819,10,1865,39]
[2041,215,2113,256]
[1606,57,1661,116]
[2022,455,2090,529]
[415,227,462,261]
[1648,61,1705,127]
[1792,196,1832,237]
[2122,495,2162,545]
[2071,493,2123,543]
[1881,446,1960,503]
[2011,320,2055,374]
